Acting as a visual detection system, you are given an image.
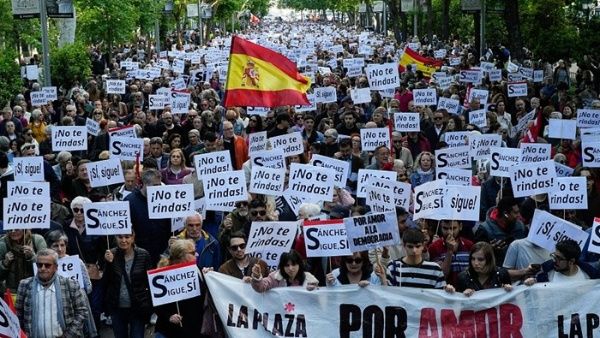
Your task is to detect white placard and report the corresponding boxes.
[509,160,556,198]
[169,78,186,90]
[548,119,577,140]
[87,158,124,188]
[469,109,487,129]
[533,70,544,82]
[360,128,390,152]
[42,86,57,101]
[393,113,420,132]
[437,97,460,115]
[147,262,201,306]
[444,185,481,221]
[106,80,126,94]
[366,185,396,213]
[413,89,437,106]
[147,184,195,219]
[365,63,400,90]
[459,70,482,83]
[202,171,248,204]
[303,219,352,257]
[193,150,232,176]
[109,136,144,161]
[171,198,207,233]
[577,109,600,128]
[83,201,132,235]
[548,177,588,210]
[469,134,502,158]
[149,94,168,110]
[172,59,185,74]
[357,169,396,198]
[520,143,551,164]
[288,163,335,202]
[13,156,44,182]
[86,118,100,136]
[507,73,523,82]
[488,69,502,82]
[436,167,472,186]
[246,107,270,117]
[435,146,471,169]
[7,181,49,198]
[269,132,304,157]
[3,196,51,229]
[108,126,136,138]
[413,179,449,220]
[350,88,372,104]
[582,141,600,168]
[344,211,400,252]
[314,87,337,103]
[528,209,589,252]
[309,154,350,188]
[438,76,453,90]
[52,126,87,151]
[250,149,285,169]
[490,147,521,178]
[248,131,267,154]
[589,218,600,255]
[507,82,528,97]
[469,89,489,104]
[170,92,191,114]
[444,131,470,148]
[30,91,47,106]
[246,221,297,269]
[346,66,363,78]
[35,255,85,289]
[555,162,574,177]
[434,49,446,59]
[26,65,39,80]
[249,166,285,196]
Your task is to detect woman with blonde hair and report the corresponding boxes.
[161,148,192,185]
[410,151,435,188]
[154,239,203,337]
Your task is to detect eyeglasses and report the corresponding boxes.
[36,262,54,269]
[346,258,363,264]
[251,210,267,216]
[72,207,83,214]
[229,243,247,251]
[551,253,568,262]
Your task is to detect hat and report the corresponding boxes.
[20,142,34,152]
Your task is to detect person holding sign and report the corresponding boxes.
[103,231,153,338]
[326,252,386,287]
[251,250,319,292]
[176,213,222,270]
[15,249,89,338]
[0,229,47,295]
[161,149,192,185]
[525,239,599,285]
[409,151,435,188]
[456,242,513,297]
[154,239,204,338]
[218,231,269,281]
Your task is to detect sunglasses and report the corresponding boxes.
[229,243,247,251]
[251,210,267,216]
[72,207,83,214]
[346,258,363,264]
[36,262,54,269]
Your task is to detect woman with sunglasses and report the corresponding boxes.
[0,228,46,296]
[326,251,386,287]
[245,114,264,134]
[154,239,203,338]
[456,242,512,297]
[251,250,319,292]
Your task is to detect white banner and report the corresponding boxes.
[490,147,521,178]
[13,156,44,182]
[555,162,574,177]
[109,136,144,161]
[360,128,390,152]
[7,181,49,198]
[469,89,489,104]
[528,209,589,252]
[33,255,85,289]
[435,146,470,169]
[488,68,502,82]
[303,219,352,257]
[83,201,132,235]
[344,211,400,252]
[365,63,400,90]
[30,91,47,106]
[413,88,437,106]
[309,154,350,188]
[52,126,87,151]
[469,109,487,129]
[108,126,136,138]
[269,132,304,157]
[548,177,588,210]
[87,158,124,188]
[170,92,191,114]
[509,160,556,198]
[203,274,600,338]
[147,184,195,219]
[202,171,248,204]
[147,262,201,306]
[393,113,420,132]
[193,150,232,176]
[444,131,469,148]
[43,86,57,101]
[249,166,285,196]
[0,296,21,338]
[288,163,335,202]
[246,221,297,269]
[148,94,168,110]
[444,185,481,221]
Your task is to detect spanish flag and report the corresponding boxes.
[399,47,443,78]
[223,36,311,108]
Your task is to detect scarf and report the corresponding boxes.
[31,274,65,338]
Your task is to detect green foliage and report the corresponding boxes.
[76,0,140,48]
[50,42,91,88]
[0,49,22,109]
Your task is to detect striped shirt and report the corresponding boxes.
[386,258,446,289]
[35,283,63,338]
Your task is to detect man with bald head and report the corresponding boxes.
[177,212,222,269]
[222,120,248,170]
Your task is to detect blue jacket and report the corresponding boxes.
[178,229,222,270]
[534,259,600,282]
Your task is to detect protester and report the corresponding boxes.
[251,250,319,292]
[456,242,513,296]
[218,231,268,281]
[326,252,385,287]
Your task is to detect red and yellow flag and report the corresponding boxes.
[223,36,311,108]
[399,47,443,78]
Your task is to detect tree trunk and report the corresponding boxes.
[441,0,450,40]
[426,0,432,42]
[504,0,523,60]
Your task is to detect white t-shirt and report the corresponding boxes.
[549,267,589,283]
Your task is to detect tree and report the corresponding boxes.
[503,0,523,60]
[50,42,91,89]
[0,49,22,109]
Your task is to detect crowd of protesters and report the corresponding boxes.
[0,17,599,338]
